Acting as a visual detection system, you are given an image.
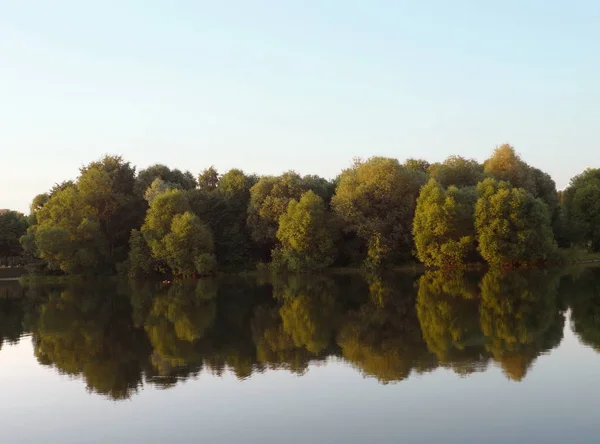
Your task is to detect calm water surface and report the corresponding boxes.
[1,269,600,443]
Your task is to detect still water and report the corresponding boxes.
[1,268,600,443]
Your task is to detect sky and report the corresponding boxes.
[1,1,599,213]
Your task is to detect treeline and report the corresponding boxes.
[3,144,600,276]
[4,267,596,399]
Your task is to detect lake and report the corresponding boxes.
[1,268,600,443]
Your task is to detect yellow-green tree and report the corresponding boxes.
[428,155,485,188]
[413,179,478,268]
[139,189,216,276]
[274,191,337,272]
[331,157,427,268]
[475,178,557,266]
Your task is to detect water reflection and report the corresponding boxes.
[2,268,599,400]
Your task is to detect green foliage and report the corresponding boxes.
[562,168,600,251]
[247,172,309,251]
[332,157,427,268]
[403,158,431,173]
[413,179,478,268]
[483,144,535,191]
[274,191,337,272]
[163,212,216,277]
[475,178,557,266]
[127,229,154,278]
[428,156,485,188]
[0,210,28,260]
[483,145,559,223]
[139,190,216,277]
[198,166,220,192]
[24,156,142,274]
[31,186,107,274]
[141,189,191,249]
[144,178,182,204]
[134,164,197,197]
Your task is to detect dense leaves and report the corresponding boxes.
[274,191,337,272]
[13,145,596,275]
[475,179,557,266]
[332,157,427,268]
[413,179,478,268]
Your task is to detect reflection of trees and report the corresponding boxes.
[337,274,436,383]
[30,285,151,400]
[479,270,564,381]
[0,284,25,351]
[137,281,217,380]
[250,275,337,373]
[565,268,600,351]
[277,276,338,354]
[5,267,576,399]
[416,271,490,375]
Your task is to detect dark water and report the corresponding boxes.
[2,268,600,443]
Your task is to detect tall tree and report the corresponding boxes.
[475,178,557,266]
[274,191,337,272]
[198,166,220,192]
[331,157,427,268]
[562,168,600,251]
[247,172,310,257]
[134,164,197,197]
[428,156,485,188]
[413,179,478,268]
[0,211,28,261]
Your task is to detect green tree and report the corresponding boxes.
[331,157,427,268]
[475,178,557,266]
[30,186,107,274]
[413,179,478,268]
[163,212,216,277]
[24,155,142,274]
[198,166,220,192]
[483,145,560,227]
[134,164,197,197]
[139,189,216,276]
[403,158,431,173]
[483,144,534,191]
[428,156,485,188]
[247,172,308,252]
[274,191,337,272]
[144,178,182,204]
[127,229,154,278]
[562,168,600,251]
[0,210,28,261]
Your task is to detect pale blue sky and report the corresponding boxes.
[1,1,599,213]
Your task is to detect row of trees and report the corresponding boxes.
[4,267,598,400]
[4,144,600,275]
